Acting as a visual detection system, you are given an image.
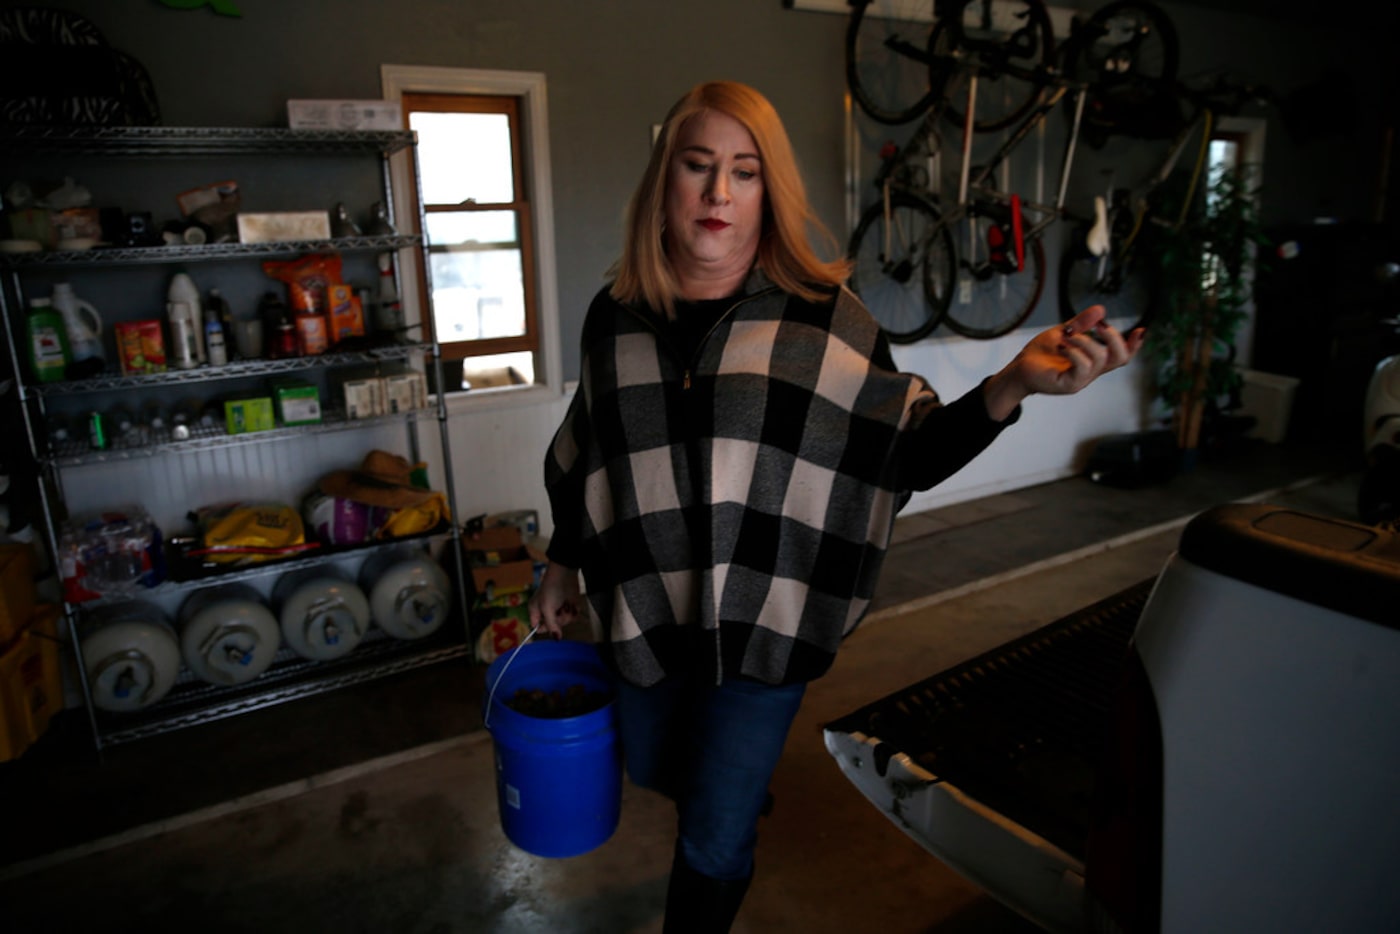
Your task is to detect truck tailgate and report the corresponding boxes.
[824,578,1153,931]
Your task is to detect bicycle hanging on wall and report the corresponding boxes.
[844,0,1182,342]
[1056,75,1271,331]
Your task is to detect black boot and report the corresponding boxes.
[661,850,752,934]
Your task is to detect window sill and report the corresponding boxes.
[438,379,570,417]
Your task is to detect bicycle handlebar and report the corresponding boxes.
[930,44,1079,90]
[1176,74,1275,116]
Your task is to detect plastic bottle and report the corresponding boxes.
[207,287,234,333]
[25,297,71,384]
[51,282,105,379]
[45,412,71,447]
[108,405,138,445]
[140,401,168,443]
[87,410,109,450]
[259,292,297,358]
[374,252,404,335]
[168,408,187,441]
[166,272,206,365]
[205,310,228,366]
[294,307,329,356]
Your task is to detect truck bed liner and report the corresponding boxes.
[825,577,1153,861]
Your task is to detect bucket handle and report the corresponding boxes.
[483,624,541,729]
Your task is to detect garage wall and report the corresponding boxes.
[12,0,1395,532]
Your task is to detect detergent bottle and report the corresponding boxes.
[51,282,105,379]
[25,297,71,384]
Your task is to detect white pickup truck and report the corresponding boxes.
[825,503,1400,933]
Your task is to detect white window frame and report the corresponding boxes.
[380,64,563,407]
[1213,114,1266,370]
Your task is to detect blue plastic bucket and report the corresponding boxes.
[483,640,621,858]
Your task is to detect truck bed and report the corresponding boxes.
[825,577,1152,862]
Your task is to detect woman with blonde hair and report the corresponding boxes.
[532,80,1144,932]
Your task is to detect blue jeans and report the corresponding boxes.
[616,674,807,881]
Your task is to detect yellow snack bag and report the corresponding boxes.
[192,502,317,564]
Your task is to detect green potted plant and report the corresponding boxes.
[1142,162,1268,464]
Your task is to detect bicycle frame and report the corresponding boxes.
[879,57,1088,277]
[851,1,1198,339]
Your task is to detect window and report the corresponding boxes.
[381,66,560,395]
[1201,126,1258,294]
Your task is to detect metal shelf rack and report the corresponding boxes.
[0,125,470,752]
[33,341,427,395]
[0,235,421,268]
[0,125,417,157]
[46,406,435,467]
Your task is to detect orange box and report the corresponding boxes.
[115,319,168,375]
[327,284,365,342]
[0,605,63,763]
[0,543,37,647]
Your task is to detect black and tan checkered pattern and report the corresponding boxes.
[546,273,1014,687]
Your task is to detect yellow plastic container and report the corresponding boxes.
[0,605,63,763]
[0,542,37,647]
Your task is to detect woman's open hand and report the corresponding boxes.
[982,305,1146,421]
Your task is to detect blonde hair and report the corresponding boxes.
[610,81,850,317]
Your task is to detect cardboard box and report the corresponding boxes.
[340,378,384,419]
[0,544,37,648]
[272,381,322,426]
[236,211,330,244]
[464,523,546,601]
[177,179,239,217]
[383,372,427,413]
[0,605,62,763]
[8,208,102,249]
[327,284,365,342]
[224,397,275,434]
[114,319,167,375]
[287,99,403,131]
[1238,369,1301,444]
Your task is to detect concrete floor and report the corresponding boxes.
[0,439,1360,932]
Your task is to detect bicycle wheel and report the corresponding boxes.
[1057,225,1158,333]
[1065,1,1180,139]
[941,211,1046,339]
[848,193,956,343]
[846,0,938,125]
[929,0,1056,133]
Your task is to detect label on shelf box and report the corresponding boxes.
[273,383,322,426]
[384,372,427,413]
[286,99,403,131]
[225,397,274,434]
[342,379,385,419]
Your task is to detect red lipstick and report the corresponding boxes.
[699,219,729,231]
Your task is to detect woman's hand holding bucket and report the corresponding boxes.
[529,560,581,638]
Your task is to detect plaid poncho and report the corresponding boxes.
[544,272,1016,686]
